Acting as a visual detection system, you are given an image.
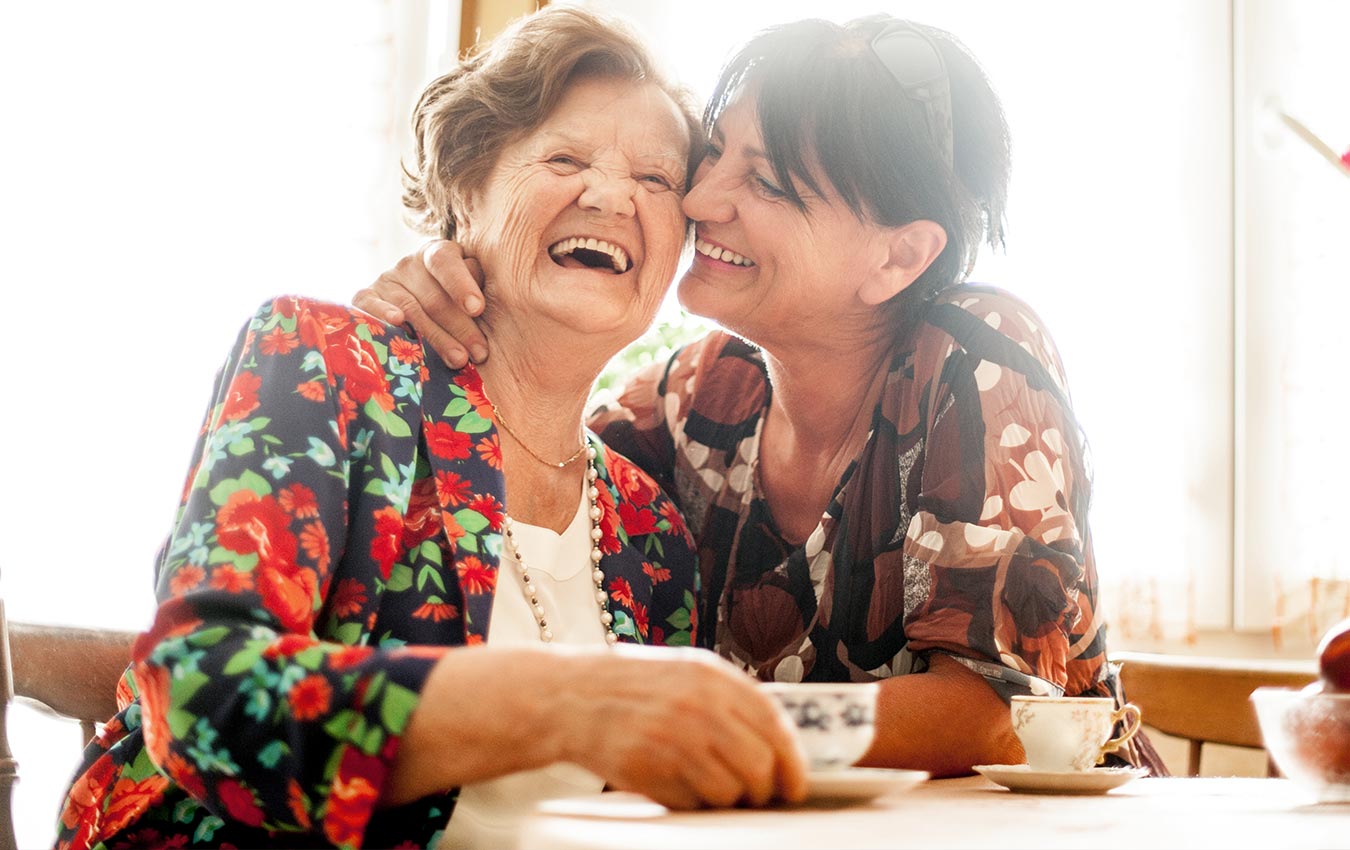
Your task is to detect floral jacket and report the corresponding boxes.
[55,296,697,850]
[590,283,1114,700]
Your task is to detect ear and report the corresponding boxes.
[857,220,948,306]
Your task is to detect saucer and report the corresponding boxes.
[805,767,929,803]
[973,764,1147,795]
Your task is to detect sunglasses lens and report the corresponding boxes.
[874,30,945,88]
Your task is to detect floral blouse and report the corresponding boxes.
[590,283,1115,701]
[55,296,697,850]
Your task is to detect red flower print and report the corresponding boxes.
[403,476,441,548]
[217,778,266,828]
[467,494,504,530]
[328,644,373,669]
[608,576,636,609]
[658,500,684,533]
[296,380,327,402]
[287,778,313,830]
[100,775,170,837]
[279,483,320,518]
[163,751,207,800]
[209,565,254,593]
[259,326,299,356]
[370,506,405,580]
[288,674,332,721]
[353,311,386,336]
[441,511,466,548]
[466,633,484,646]
[134,662,172,766]
[594,482,622,554]
[60,753,115,830]
[326,333,389,405]
[476,434,503,469]
[324,749,383,849]
[216,490,298,570]
[299,521,331,571]
[453,368,494,417]
[257,566,319,633]
[610,455,658,507]
[426,421,472,459]
[168,564,205,596]
[618,503,659,537]
[336,391,358,448]
[633,600,649,639]
[457,555,496,595]
[220,371,262,421]
[435,470,472,507]
[329,577,368,618]
[262,633,312,659]
[642,561,671,584]
[294,300,352,347]
[413,601,459,622]
[389,336,423,365]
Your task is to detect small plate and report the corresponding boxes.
[973,763,1147,795]
[805,767,929,803]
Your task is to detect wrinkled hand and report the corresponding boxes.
[560,646,809,810]
[353,240,488,368]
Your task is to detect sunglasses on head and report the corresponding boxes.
[868,22,954,171]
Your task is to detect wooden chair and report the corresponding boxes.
[1113,650,1318,776]
[0,600,137,850]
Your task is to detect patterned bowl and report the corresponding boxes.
[763,682,880,771]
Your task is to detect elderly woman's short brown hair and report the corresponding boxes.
[403,5,699,239]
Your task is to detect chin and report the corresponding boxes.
[675,272,725,324]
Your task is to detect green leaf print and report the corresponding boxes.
[457,411,491,434]
[387,563,414,592]
[379,682,419,734]
[364,397,412,438]
[443,397,471,417]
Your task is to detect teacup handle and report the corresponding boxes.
[1096,702,1143,764]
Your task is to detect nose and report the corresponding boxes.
[578,168,637,218]
[681,158,734,224]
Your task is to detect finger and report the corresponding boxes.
[728,684,810,804]
[425,241,488,317]
[675,746,745,810]
[369,273,471,368]
[705,713,778,807]
[352,289,406,326]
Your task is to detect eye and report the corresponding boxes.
[639,173,675,191]
[547,155,584,171]
[702,142,723,164]
[752,174,787,200]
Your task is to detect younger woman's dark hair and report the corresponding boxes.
[705,15,1010,298]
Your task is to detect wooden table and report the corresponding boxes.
[518,775,1350,849]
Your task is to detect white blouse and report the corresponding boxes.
[438,487,607,850]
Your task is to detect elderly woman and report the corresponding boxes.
[54,8,807,850]
[358,15,1163,777]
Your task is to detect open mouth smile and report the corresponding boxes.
[548,236,632,274]
[694,238,755,267]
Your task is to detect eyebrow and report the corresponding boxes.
[536,130,687,163]
[710,126,768,163]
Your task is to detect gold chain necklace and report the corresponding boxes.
[492,405,587,469]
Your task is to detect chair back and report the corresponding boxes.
[1114,650,1318,776]
[0,601,136,850]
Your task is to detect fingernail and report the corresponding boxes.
[469,345,488,363]
[465,297,483,314]
[447,351,468,368]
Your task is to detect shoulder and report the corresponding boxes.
[915,283,1070,387]
[664,329,768,419]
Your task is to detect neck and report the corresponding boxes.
[475,328,609,529]
[759,328,894,456]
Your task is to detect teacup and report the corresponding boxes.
[1011,695,1142,772]
[763,682,879,771]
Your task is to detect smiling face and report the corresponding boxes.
[457,75,691,350]
[677,92,897,350]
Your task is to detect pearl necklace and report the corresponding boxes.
[501,444,618,645]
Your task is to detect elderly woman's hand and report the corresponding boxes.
[354,240,489,368]
[565,645,810,809]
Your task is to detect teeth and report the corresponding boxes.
[694,238,754,267]
[548,236,630,273]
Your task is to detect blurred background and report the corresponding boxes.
[1,1,1346,845]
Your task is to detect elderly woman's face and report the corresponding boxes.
[458,76,690,341]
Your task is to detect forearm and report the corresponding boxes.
[381,646,568,806]
[857,653,1024,777]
